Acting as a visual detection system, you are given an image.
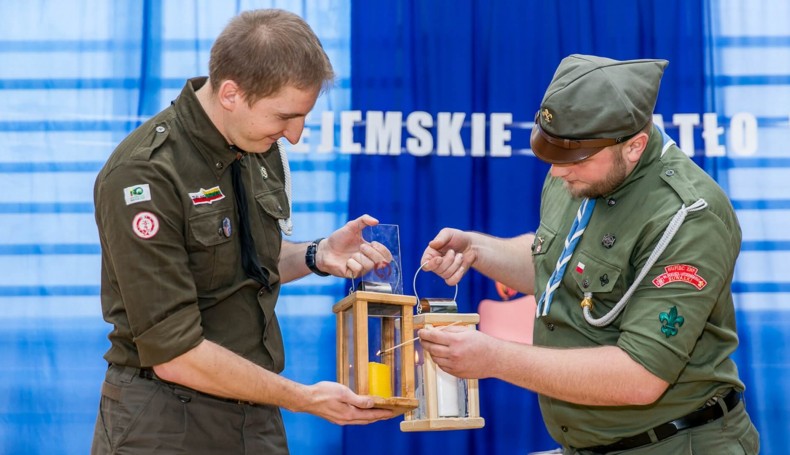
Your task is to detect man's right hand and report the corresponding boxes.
[302,381,394,425]
[420,228,476,286]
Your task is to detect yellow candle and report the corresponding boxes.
[368,361,393,398]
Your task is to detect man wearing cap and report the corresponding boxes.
[418,54,759,454]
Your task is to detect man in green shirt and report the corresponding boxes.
[418,55,759,454]
[91,9,393,454]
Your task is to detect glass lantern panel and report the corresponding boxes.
[344,310,355,392]
[414,340,427,419]
[366,312,403,397]
[360,224,403,294]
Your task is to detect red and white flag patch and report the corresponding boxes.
[652,264,707,290]
[575,262,586,274]
[132,211,159,239]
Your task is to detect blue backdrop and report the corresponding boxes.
[345,0,787,454]
[1,1,788,454]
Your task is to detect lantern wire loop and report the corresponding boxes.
[413,262,459,314]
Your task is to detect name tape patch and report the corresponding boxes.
[652,264,707,290]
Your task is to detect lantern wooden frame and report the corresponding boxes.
[333,291,419,416]
[400,312,485,432]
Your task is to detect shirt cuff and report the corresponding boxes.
[133,304,204,367]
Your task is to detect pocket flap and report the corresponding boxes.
[532,224,557,256]
[255,188,290,220]
[570,251,622,293]
[189,209,234,247]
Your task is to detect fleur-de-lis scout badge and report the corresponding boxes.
[541,108,553,124]
[659,306,684,338]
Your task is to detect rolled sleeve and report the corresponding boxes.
[97,160,204,366]
[134,304,204,366]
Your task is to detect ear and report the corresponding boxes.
[216,80,241,112]
[624,132,649,164]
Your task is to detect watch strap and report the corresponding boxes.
[306,238,330,276]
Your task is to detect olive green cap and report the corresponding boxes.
[530,54,668,164]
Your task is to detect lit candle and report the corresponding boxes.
[368,361,393,398]
[436,366,460,417]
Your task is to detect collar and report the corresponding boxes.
[173,77,237,178]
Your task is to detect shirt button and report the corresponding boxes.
[155,125,166,133]
[546,323,555,331]
[607,198,616,206]
[216,162,224,169]
[665,169,675,176]
[258,289,265,297]
[561,425,568,432]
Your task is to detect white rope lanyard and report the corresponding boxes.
[276,141,293,236]
[582,198,708,326]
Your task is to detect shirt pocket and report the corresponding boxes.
[569,250,623,307]
[255,187,290,221]
[531,224,557,257]
[188,208,236,290]
[253,188,289,271]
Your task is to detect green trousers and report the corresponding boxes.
[565,400,759,455]
[91,364,289,455]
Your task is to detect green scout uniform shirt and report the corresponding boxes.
[531,127,744,448]
[94,77,289,372]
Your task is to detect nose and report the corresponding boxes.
[283,117,307,145]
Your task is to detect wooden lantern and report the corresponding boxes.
[333,291,419,416]
[400,312,485,432]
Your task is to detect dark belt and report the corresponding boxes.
[134,366,256,406]
[584,389,741,454]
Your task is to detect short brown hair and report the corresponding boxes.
[209,9,335,105]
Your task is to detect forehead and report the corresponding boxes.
[247,85,320,115]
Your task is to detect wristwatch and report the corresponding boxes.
[306,238,330,276]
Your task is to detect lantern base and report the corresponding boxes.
[371,396,419,416]
[399,417,485,432]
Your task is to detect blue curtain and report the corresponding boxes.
[345,1,715,454]
[2,1,789,454]
[0,1,352,453]
[705,2,790,454]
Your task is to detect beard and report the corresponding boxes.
[566,150,628,199]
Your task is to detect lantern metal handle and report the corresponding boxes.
[413,262,459,314]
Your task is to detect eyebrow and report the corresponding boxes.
[277,112,307,120]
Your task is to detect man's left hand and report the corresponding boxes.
[418,326,498,379]
[319,214,393,278]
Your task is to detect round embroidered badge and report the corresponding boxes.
[132,211,159,239]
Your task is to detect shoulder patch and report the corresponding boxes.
[652,264,707,290]
[124,184,151,205]
[132,211,159,239]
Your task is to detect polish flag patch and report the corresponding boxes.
[132,211,159,239]
[652,264,707,290]
[575,262,585,274]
